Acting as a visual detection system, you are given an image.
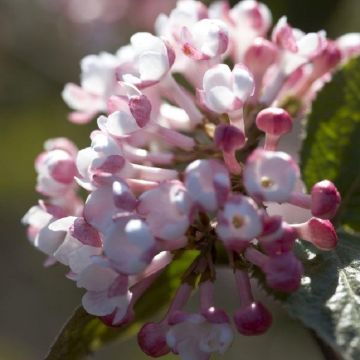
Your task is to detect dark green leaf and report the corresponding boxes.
[45,250,198,360]
[301,56,360,231]
[285,231,360,360]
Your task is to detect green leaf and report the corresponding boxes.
[45,250,198,360]
[285,231,360,360]
[301,56,360,231]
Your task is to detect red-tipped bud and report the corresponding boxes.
[294,217,338,250]
[138,322,170,358]
[263,253,303,293]
[202,308,230,324]
[311,180,341,219]
[214,124,246,152]
[233,302,272,336]
[244,38,278,75]
[256,107,293,136]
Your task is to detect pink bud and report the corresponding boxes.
[244,37,278,76]
[234,302,272,336]
[256,107,293,136]
[293,217,338,250]
[138,322,170,358]
[311,180,341,219]
[214,124,246,152]
[202,308,230,324]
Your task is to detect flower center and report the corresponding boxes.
[232,215,245,229]
[260,176,274,188]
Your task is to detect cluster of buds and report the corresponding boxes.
[23,1,358,359]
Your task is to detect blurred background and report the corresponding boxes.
[1,0,359,359]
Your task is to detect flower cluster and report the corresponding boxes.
[23,1,359,359]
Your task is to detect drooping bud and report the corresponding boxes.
[138,322,170,358]
[234,302,272,336]
[311,180,341,219]
[292,217,338,250]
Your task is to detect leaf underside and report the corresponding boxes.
[292,56,360,360]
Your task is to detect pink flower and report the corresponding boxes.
[216,194,263,251]
[198,64,254,114]
[102,214,157,275]
[185,159,230,212]
[35,138,78,197]
[62,52,121,123]
[138,181,193,249]
[244,149,299,203]
[119,32,175,88]
[180,19,229,60]
[166,311,233,360]
[77,259,132,323]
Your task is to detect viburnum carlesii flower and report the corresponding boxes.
[233,269,272,335]
[180,18,229,61]
[245,247,303,293]
[198,64,255,117]
[48,216,102,275]
[243,149,299,203]
[166,310,233,360]
[255,107,293,151]
[97,82,152,138]
[288,180,341,220]
[138,181,193,250]
[214,123,246,174]
[336,33,360,60]
[119,32,175,89]
[77,259,132,324]
[62,52,121,123]
[226,0,272,61]
[271,17,325,74]
[35,138,78,197]
[258,216,296,256]
[156,0,208,40]
[102,214,157,275]
[23,0,353,356]
[76,129,178,192]
[22,204,67,258]
[244,37,278,100]
[138,283,193,357]
[292,217,338,251]
[216,194,263,251]
[185,159,230,213]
